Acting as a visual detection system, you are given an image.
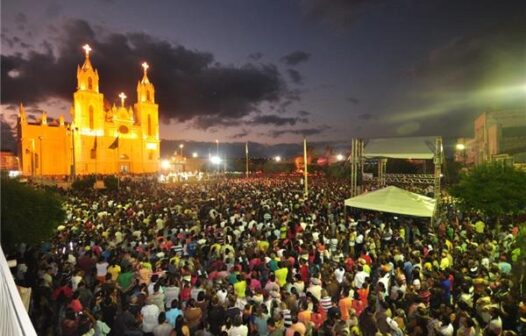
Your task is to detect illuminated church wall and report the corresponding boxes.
[18,111,72,177]
[17,45,160,176]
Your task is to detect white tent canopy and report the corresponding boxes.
[344,186,436,217]
[363,136,437,159]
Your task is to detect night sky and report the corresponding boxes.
[1,0,525,146]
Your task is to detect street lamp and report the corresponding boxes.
[336,154,344,161]
[161,159,171,170]
[38,136,44,182]
[210,156,222,165]
[274,156,282,162]
[456,143,467,165]
[179,144,184,157]
[192,152,198,158]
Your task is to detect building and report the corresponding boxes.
[17,45,160,177]
[0,150,18,171]
[456,109,526,165]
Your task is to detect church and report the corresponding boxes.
[17,45,160,177]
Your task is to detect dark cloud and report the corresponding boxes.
[45,2,63,18]
[1,19,289,129]
[192,116,242,130]
[302,0,384,28]
[269,125,330,138]
[15,13,27,24]
[274,100,298,114]
[347,97,359,104]
[298,110,310,116]
[248,52,263,60]
[287,69,303,84]
[230,129,249,139]
[15,13,27,31]
[357,113,375,120]
[391,13,526,134]
[284,88,303,102]
[280,51,311,66]
[407,10,526,89]
[0,116,16,151]
[1,34,14,48]
[247,114,307,127]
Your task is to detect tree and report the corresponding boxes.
[450,163,526,219]
[1,178,65,250]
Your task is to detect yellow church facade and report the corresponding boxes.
[18,45,160,177]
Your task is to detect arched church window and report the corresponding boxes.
[148,114,152,136]
[146,90,151,102]
[89,106,94,129]
[88,77,93,90]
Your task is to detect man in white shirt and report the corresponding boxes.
[141,303,160,334]
[334,266,345,284]
[353,265,369,289]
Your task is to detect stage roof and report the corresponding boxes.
[363,136,437,159]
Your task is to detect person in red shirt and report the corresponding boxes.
[299,258,309,283]
[69,291,83,313]
[52,279,73,303]
[351,290,365,316]
[357,281,370,308]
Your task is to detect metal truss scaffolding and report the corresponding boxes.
[350,136,443,202]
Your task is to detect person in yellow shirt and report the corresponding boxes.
[444,239,453,251]
[141,259,152,270]
[474,220,485,234]
[169,255,180,268]
[233,274,247,298]
[440,251,450,270]
[209,243,222,258]
[257,240,270,253]
[275,262,289,288]
[362,262,371,275]
[107,260,121,281]
[424,261,433,272]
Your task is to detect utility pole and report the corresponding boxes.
[304,137,308,196]
[38,136,44,183]
[70,126,77,180]
[245,142,249,178]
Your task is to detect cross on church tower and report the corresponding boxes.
[141,62,150,83]
[119,92,127,107]
[82,44,92,58]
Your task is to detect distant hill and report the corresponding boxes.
[160,137,458,160]
[160,139,354,159]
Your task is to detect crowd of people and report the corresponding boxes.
[10,176,526,336]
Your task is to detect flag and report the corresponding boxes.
[108,136,119,149]
[90,137,97,159]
